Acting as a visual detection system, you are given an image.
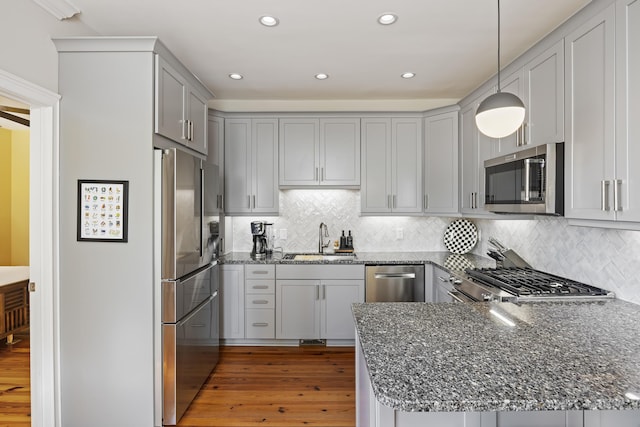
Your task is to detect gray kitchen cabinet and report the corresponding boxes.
[155,55,209,154]
[205,113,224,215]
[361,117,423,214]
[244,265,275,339]
[423,109,459,215]
[459,91,494,215]
[432,266,454,303]
[565,5,617,221]
[524,39,565,147]
[494,69,526,154]
[275,264,364,342]
[613,0,640,223]
[279,118,360,187]
[224,118,279,215]
[220,264,245,339]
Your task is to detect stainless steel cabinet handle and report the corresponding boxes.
[252,299,269,304]
[601,180,610,211]
[252,322,269,327]
[220,194,224,211]
[251,271,269,275]
[315,167,318,181]
[516,126,522,147]
[252,195,256,209]
[438,276,449,282]
[423,194,428,210]
[388,195,391,209]
[322,284,326,300]
[188,120,193,141]
[252,285,269,289]
[181,120,188,140]
[614,179,622,212]
[316,285,320,300]
[523,122,528,145]
[189,324,206,328]
[321,167,324,182]
[248,195,251,209]
[393,195,397,209]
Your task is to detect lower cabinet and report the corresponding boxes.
[432,266,454,303]
[275,264,365,341]
[220,265,244,339]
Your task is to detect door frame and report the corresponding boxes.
[0,68,60,427]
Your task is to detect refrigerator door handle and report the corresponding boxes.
[200,164,205,258]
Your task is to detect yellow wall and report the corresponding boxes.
[0,128,29,266]
[0,129,11,264]
[11,130,29,265]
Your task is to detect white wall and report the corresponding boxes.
[0,0,96,93]
[231,190,640,305]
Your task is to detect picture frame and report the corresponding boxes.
[77,179,129,242]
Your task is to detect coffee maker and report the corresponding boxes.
[250,221,273,259]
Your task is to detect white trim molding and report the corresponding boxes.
[32,0,80,20]
[0,68,61,427]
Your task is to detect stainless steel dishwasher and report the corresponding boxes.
[365,265,425,302]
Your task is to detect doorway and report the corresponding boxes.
[0,69,59,427]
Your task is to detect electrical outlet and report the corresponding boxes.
[396,228,403,240]
[280,229,287,240]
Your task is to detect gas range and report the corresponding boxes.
[453,267,615,303]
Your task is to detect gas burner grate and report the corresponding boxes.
[465,267,610,297]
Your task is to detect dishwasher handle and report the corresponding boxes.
[373,273,416,279]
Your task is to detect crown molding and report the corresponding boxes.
[32,0,80,20]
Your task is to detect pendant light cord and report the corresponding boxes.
[497,0,501,92]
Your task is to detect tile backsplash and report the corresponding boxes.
[230,189,640,304]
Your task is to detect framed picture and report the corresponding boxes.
[77,180,129,242]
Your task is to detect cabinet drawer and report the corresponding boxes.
[245,294,275,309]
[246,280,275,294]
[245,265,275,279]
[246,309,275,339]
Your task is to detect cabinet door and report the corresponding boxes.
[220,265,245,339]
[320,118,361,186]
[224,119,252,214]
[565,5,616,220]
[361,118,392,213]
[525,40,564,147]
[208,114,224,209]
[321,280,364,340]
[424,112,458,214]
[251,119,279,214]
[615,0,640,222]
[279,119,320,186]
[275,280,320,339]
[186,88,208,154]
[496,69,526,154]
[391,118,423,213]
[459,104,479,213]
[155,55,186,143]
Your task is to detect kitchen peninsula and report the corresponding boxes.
[353,301,640,427]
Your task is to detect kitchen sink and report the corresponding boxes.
[282,253,356,262]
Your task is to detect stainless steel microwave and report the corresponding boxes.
[484,143,564,215]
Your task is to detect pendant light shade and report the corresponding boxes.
[476,92,525,138]
[475,0,526,138]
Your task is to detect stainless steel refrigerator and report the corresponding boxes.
[155,147,220,425]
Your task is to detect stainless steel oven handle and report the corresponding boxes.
[447,291,477,303]
[524,159,531,201]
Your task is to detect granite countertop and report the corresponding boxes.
[352,300,640,413]
[219,251,496,272]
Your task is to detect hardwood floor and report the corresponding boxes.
[0,339,355,427]
[178,346,356,427]
[0,333,30,427]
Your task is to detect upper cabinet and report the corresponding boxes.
[524,40,565,147]
[224,118,279,215]
[279,118,360,187]
[423,109,459,215]
[564,5,617,221]
[155,55,210,154]
[459,90,495,215]
[361,117,423,214]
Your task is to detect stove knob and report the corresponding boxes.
[448,277,462,285]
[482,293,493,301]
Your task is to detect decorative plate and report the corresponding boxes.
[443,219,478,255]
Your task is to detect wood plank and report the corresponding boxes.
[178,346,356,427]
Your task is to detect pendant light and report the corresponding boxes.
[475,0,525,138]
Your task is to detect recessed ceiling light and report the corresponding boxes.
[229,73,243,80]
[401,72,415,79]
[378,13,398,25]
[259,15,279,27]
[315,73,329,80]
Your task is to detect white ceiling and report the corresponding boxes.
[64,0,590,111]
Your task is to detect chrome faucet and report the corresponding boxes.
[318,222,331,254]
